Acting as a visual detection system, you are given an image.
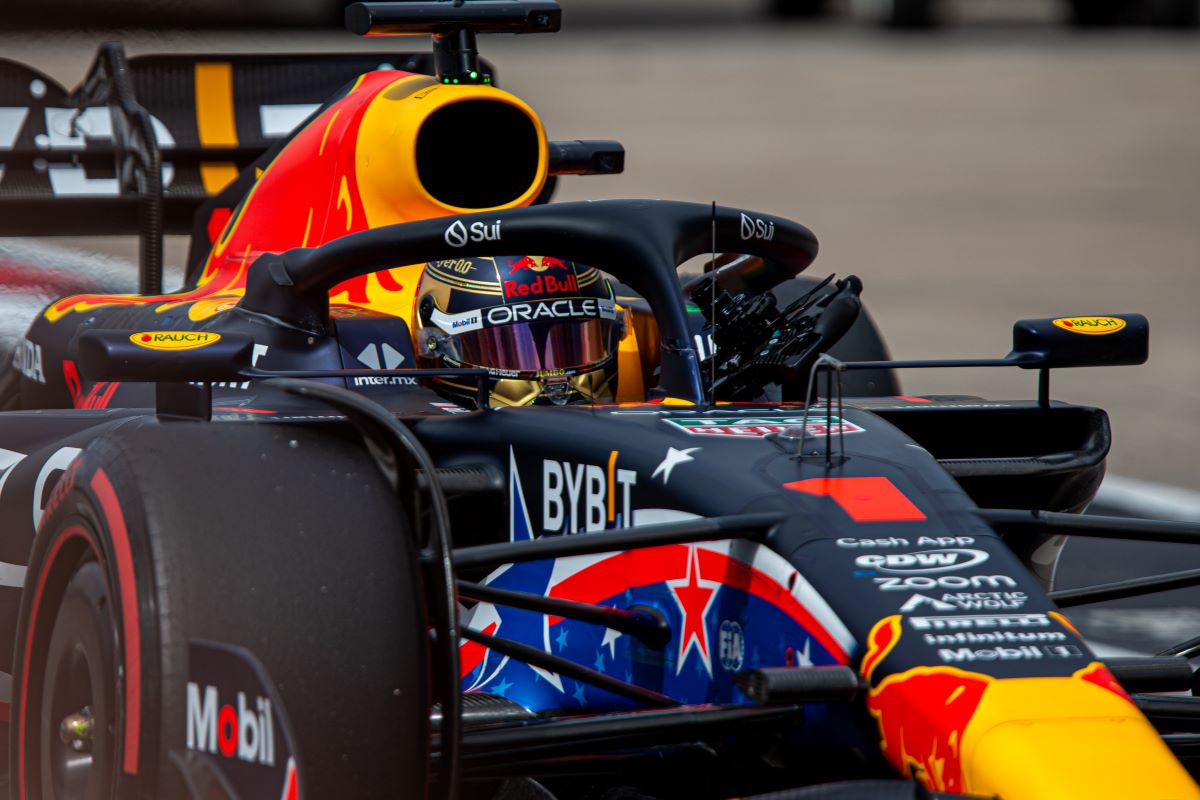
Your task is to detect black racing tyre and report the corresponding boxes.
[1068,0,1135,26]
[884,0,939,28]
[768,0,830,19]
[10,418,429,799]
[0,368,21,412]
[1149,0,1200,26]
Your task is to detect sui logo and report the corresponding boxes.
[739,213,775,241]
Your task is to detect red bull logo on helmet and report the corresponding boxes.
[509,256,569,274]
[505,256,580,298]
[504,273,579,298]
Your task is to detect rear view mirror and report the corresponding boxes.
[1009,314,1148,370]
[77,330,254,383]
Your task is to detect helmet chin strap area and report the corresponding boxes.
[540,375,573,405]
[483,356,616,408]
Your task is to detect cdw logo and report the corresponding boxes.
[855,548,988,575]
[186,682,276,766]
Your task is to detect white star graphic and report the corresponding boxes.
[652,447,701,485]
[602,627,622,658]
[796,637,813,667]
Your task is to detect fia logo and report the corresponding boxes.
[444,219,502,248]
[739,213,775,242]
[718,620,744,671]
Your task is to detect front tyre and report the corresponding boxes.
[11,419,430,799]
[17,530,122,800]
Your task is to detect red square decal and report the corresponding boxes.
[784,477,927,523]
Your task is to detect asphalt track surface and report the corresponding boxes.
[1,10,1199,651]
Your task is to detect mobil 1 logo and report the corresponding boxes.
[185,641,297,798]
[938,643,1085,664]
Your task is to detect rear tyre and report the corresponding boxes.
[885,0,939,28]
[0,370,20,411]
[1149,0,1200,26]
[852,0,939,28]
[768,0,830,18]
[22,551,119,800]
[11,419,429,799]
[1069,0,1134,26]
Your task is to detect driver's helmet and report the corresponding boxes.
[414,255,621,407]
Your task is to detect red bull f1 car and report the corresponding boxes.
[1,2,1200,799]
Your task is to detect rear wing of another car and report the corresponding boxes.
[0,43,622,293]
[0,46,451,236]
[0,46,459,291]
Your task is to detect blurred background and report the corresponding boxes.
[3,0,1196,489]
[1,0,1198,647]
[5,0,1200,29]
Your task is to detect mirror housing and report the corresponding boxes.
[77,330,254,383]
[1009,314,1148,370]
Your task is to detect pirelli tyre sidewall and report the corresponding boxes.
[11,428,150,800]
[11,418,429,800]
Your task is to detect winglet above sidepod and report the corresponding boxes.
[77,330,253,383]
[1009,314,1149,369]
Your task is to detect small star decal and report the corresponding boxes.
[602,627,622,658]
[594,649,606,673]
[652,446,701,485]
[492,678,513,698]
[796,638,813,667]
[572,682,588,707]
[555,627,569,653]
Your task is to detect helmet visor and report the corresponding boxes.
[447,319,615,373]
